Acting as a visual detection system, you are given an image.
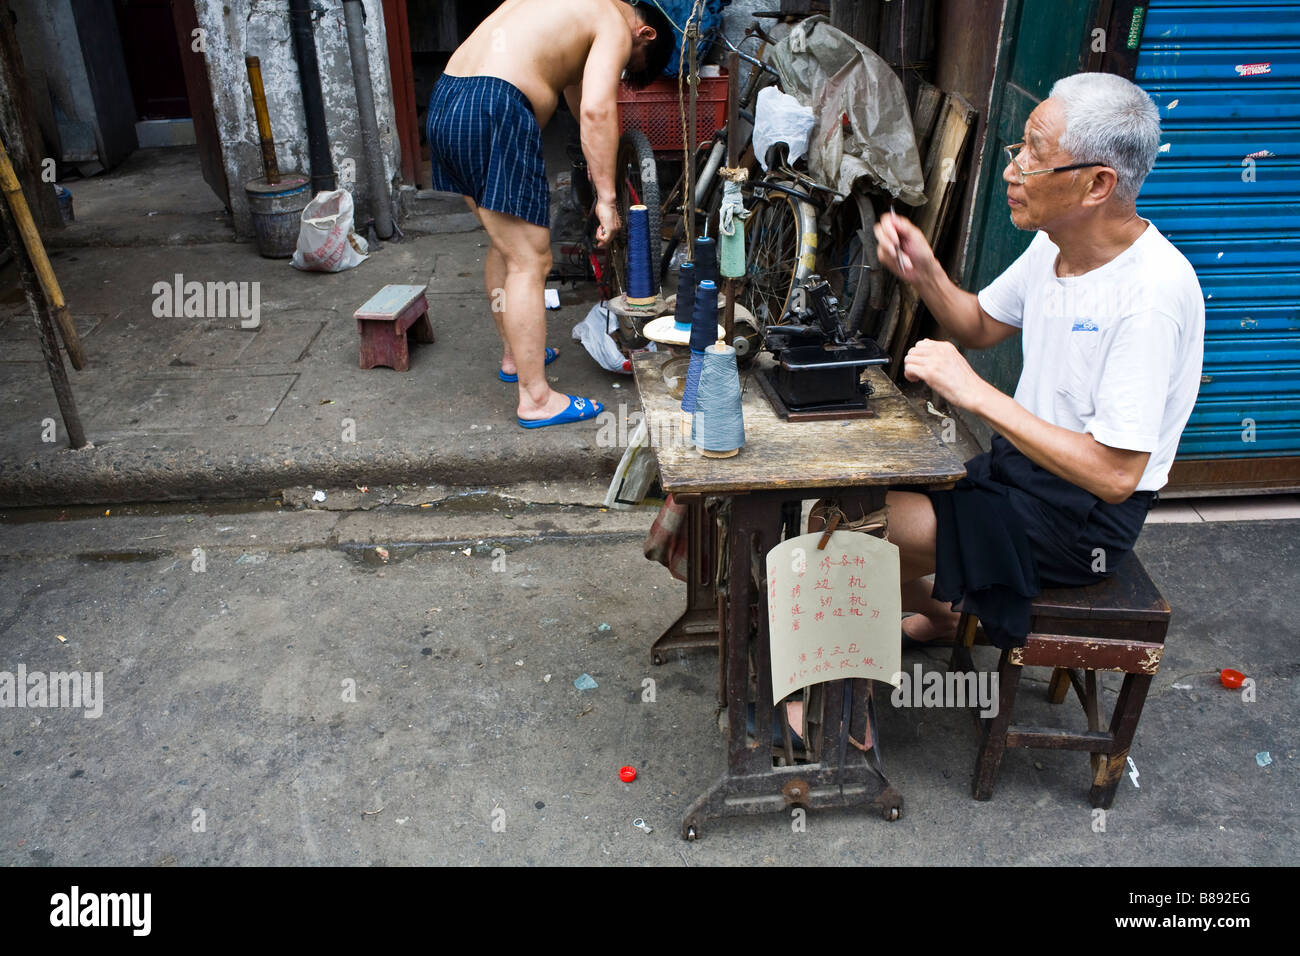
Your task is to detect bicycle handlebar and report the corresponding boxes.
[709,30,781,78]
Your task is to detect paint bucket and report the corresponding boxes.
[245,173,311,258]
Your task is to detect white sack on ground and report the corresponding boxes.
[291,190,370,272]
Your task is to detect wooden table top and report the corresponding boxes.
[632,350,967,496]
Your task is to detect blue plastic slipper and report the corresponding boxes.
[517,394,603,429]
[499,346,559,383]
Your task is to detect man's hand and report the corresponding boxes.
[595,199,621,248]
[873,210,937,285]
[903,338,990,411]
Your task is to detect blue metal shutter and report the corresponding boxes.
[1135,0,1300,459]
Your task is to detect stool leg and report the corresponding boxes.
[358,322,381,370]
[412,310,435,344]
[1047,667,1071,704]
[391,323,411,372]
[1089,672,1152,809]
[949,612,977,673]
[972,649,1021,801]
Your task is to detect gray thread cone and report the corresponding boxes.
[691,343,745,453]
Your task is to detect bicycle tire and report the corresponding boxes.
[614,129,661,295]
[742,188,818,332]
[821,191,879,340]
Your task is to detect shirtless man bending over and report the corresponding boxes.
[427,0,675,427]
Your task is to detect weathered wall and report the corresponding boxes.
[13,0,100,164]
[196,0,401,238]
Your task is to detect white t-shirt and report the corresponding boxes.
[976,223,1205,492]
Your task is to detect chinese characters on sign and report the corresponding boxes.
[766,531,902,703]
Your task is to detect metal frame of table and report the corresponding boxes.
[633,351,966,840]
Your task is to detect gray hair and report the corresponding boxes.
[1049,72,1161,203]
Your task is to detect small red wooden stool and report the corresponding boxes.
[355,284,435,371]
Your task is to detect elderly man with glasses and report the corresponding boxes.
[871,72,1204,650]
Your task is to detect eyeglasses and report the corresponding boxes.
[1004,142,1104,185]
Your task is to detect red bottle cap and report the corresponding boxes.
[619,765,637,782]
[1220,668,1245,689]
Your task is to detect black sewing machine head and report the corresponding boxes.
[759,277,889,416]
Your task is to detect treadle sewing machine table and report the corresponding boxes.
[632,350,966,839]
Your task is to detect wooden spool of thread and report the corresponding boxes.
[625,204,656,305]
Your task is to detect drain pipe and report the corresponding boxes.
[341,0,394,239]
[288,0,336,193]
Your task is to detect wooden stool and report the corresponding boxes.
[355,284,435,371]
[949,552,1170,808]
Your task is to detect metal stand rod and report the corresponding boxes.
[0,181,86,448]
[686,26,699,248]
[723,51,740,344]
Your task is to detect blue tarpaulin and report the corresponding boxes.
[640,0,732,76]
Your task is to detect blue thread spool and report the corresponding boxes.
[689,279,718,352]
[673,261,697,333]
[694,235,718,289]
[681,280,719,417]
[691,342,746,457]
[626,205,655,305]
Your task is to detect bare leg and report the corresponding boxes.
[474,206,571,419]
[887,490,960,642]
[485,244,517,375]
[465,198,518,376]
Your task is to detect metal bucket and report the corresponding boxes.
[245,173,311,258]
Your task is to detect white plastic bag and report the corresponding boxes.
[753,85,815,171]
[572,302,632,374]
[291,190,370,272]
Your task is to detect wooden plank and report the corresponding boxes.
[70,0,139,169]
[355,284,427,318]
[1032,552,1172,622]
[1008,637,1164,675]
[830,0,881,49]
[1005,728,1115,751]
[884,94,977,370]
[1165,456,1300,495]
[888,94,977,363]
[172,0,230,209]
[632,350,967,496]
[382,0,421,186]
[912,82,944,169]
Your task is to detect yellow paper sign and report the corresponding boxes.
[766,531,902,703]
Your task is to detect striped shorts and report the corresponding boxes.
[426,74,550,229]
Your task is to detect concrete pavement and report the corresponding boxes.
[0,498,1294,865]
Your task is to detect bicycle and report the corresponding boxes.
[652,28,886,349]
[558,21,889,354]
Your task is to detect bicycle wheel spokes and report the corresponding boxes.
[821,192,878,340]
[744,194,801,330]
